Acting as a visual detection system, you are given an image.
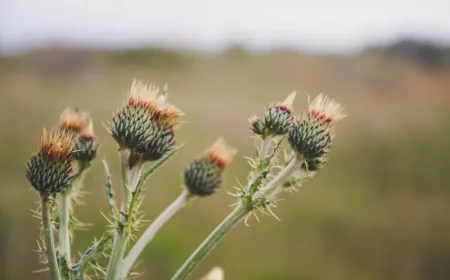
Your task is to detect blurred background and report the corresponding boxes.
[1,0,450,279]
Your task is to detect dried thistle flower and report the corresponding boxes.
[109,80,182,163]
[250,92,296,137]
[184,138,237,196]
[288,94,345,169]
[26,128,76,194]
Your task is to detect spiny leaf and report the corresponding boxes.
[71,235,112,278]
[102,160,118,226]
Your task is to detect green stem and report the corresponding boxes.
[106,150,132,280]
[119,150,130,223]
[258,137,272,161]
[40,193,62,280]
[58,191,71,265]
[171,205,248,280]
[120,190,190,278]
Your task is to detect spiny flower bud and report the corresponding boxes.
[109,80,182,162]
[250,92,296,137]
[302,156,326,172]
[26,129,76,194]
[135,121,175,161]
[184,138,236,197]
[288,94,345,169]
[59,108,98,164]
[73,122,98,163]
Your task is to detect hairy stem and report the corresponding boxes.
[258,137,272,161]
[41,193,62,280]
[171,205,248,280]
[254,156,299,200]
[58,191,71,265]
[119,150,130,223]
[120,190,190,278]
[106,150,135,280]
[171,151,297,279]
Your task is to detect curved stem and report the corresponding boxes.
[120,190,190,278]
[40,193,62,280]
[171,205,248,280]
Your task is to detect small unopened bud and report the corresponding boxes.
[73,134,98,163]
[26,129,76,194]
[109,80,182,163]
[184,138,236,197]
[288,94,345,170]
[250,92,296,137]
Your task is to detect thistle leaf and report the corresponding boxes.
[102,160,118,225]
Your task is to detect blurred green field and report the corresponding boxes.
[0,46,449,280]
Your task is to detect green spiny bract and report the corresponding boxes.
[26,151,74,194]
[73,135,98,163]
[288,117,332,161]
[251,106,293,136]
[288,94,345,171]
[110,105,155,149]
[26,129,76,194]
[250,92,296,137]
[184,158,223,196]
[301,156,326,171]
[58,108,98,166]
[109,81,182,166]
[184,138,236,197]
[135,124,175,161]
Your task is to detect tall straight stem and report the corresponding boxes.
[58,191,71,264]
[41,193,62,280]
[120,190,190,278]
[171,205,248,280]
[106,150,131,280]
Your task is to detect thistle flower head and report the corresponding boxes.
[26,128,76,194]
[184,138,236,197]
[288,94,345,170]
[250,92,296,137]
[59,108,90,133]
[60,108,98,163]
[73,124,98,163]
[308,94,346,125]
[109,80,182,163]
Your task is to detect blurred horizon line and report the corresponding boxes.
[2,35,450,57]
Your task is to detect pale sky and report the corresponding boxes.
[1,0,449,54]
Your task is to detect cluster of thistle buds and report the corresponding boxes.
[234,92,346,223]
[25,79,345,280]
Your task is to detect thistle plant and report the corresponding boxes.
[25,79,345,280]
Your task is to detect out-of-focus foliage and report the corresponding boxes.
[1,39,450,280]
